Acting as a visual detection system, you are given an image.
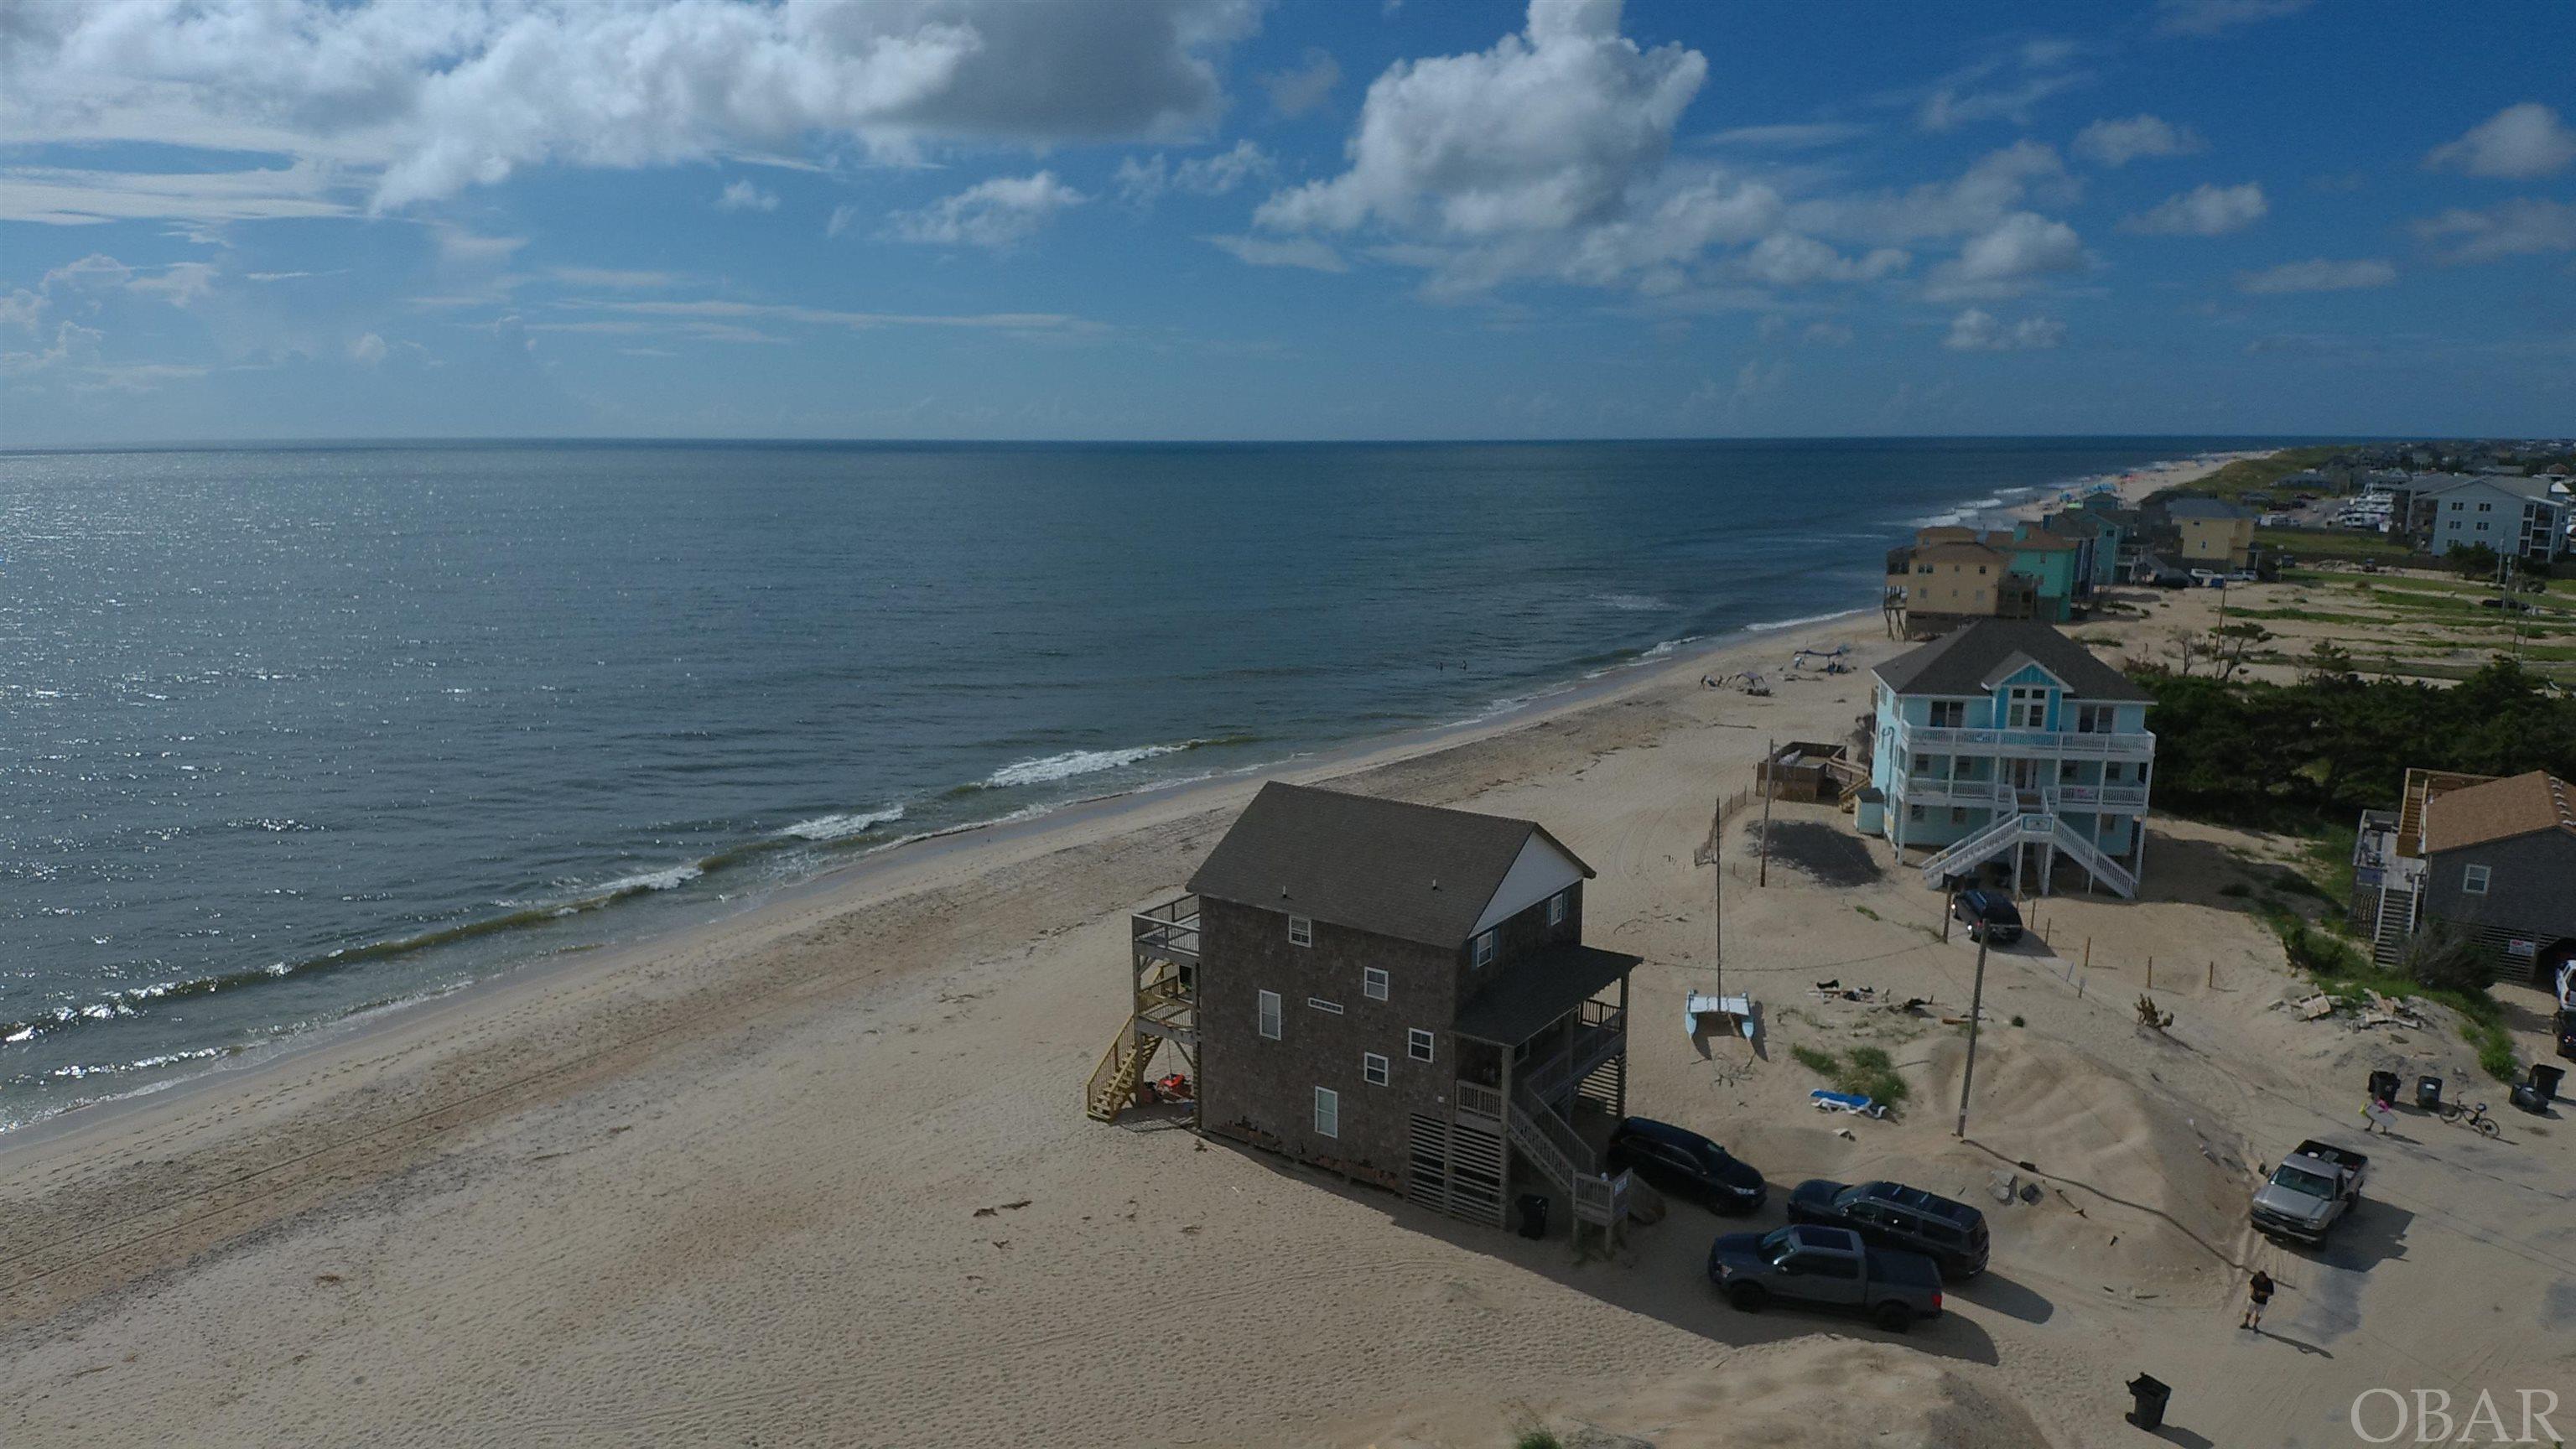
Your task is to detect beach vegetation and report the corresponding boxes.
[1790,1044,1910,1106]
[2135,656,2576,828]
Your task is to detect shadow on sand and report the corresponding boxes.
[1211,1140,2006,1367]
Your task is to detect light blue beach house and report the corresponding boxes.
[1868,619,2156,898]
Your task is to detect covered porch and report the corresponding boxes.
[1445,943,1639,1231]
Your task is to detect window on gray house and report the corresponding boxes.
[1363,1052,1389,1087]
[1363,966,1389,1001]
[1909,803,1924,822]
[1314,1087,1339,1138]
[1407,1028,1435,1062]
[1287,914,1311,947]
[2464,864,2490,895]
[1472,931,1496,969]
[1258,989,1281,1041]
[1547,891,1567,927]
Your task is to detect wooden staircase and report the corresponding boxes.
[1085,1031,1161,1124]
[2371,881,2418,969]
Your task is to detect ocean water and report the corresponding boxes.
[0,437,2270,1130]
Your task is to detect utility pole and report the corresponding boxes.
[1758,738,1776,888]
[1955,933,1990,1139]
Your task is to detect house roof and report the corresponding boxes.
[1872,618,2152,701]
[1453,941,1640,1044]
[2163,497,2251,520]
[2422,771,2576,854]
[1915,542,2005,565]
[2046,510,2121,538]
[1987,528,2080,553]
[1187,782,1593,948]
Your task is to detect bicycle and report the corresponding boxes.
[2439,1100,2501,1138]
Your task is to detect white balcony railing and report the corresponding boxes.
[1897,723,2157,760]
[1894,777,2148,813]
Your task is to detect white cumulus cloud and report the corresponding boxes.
[350,332,388,366]
[2071,114,2205,167]
[717,179,780,213]
[2413,200,2576,265]
[2121,181,2266,236]
[2425,103,2576,179]
[2,0,1257,210]
[885,170,1085,247]
[1254,0,1753,293]
[1943,308,2064,351]
[1925,211,2085,299]
[1737,233,1909,287]
[2235,257,2395,293]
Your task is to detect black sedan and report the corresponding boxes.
[1604,1116,1767,1213]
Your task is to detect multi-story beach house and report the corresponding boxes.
[2352,768,2576,983]
[2421,476,2571,564]
[1085,782,1639,1231]
[1992,524,2084,621]
[1867,619,2156,898]
[2160,496,2257,570]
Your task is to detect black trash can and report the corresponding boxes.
[1515,1193,1550,1240]
[2417,1075,2444,1110]
[2532,1064,2565,1103]
[2126,1374,2171,1431]
[2510,1083,2547,1115]
[2368,1068,2399,1103]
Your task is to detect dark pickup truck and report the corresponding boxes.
[1706,1223,1945,1332]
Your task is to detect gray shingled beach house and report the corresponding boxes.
[1087,782,1639,1230]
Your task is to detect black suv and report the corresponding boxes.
[1605,1117,1767,1213]
[1950,889,2023,944]
[1786,1179,1989,1280]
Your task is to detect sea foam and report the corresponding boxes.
[781,806,906,842]
[983,742,1189,789]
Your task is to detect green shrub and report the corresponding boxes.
[1791,1045,1839,1076]
[1514,1433,1564,1449]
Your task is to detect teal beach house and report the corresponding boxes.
[1867,620,2157,898]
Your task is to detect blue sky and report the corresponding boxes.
[3,0,2572,445]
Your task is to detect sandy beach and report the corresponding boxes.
[7,451,2570,1448]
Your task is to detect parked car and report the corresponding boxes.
[1605,1117,1767,1213]
[1706,1223,1945,1332]
[1786,1179,1991,1280]
[1949,889,2022,944]
[2250,1140,2367,1244]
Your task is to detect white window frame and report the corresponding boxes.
[1407,1027,1435,1063]
[2463,864,2490,896]
[1363,966,1389,1001]
[1287,914,1312,948]
[1547,890,1567,927]
[1313,1086,1338,1138]
[1258,989,1281,1041]
[1308,997,1343,1015]
[1363,1052,1389,1087]
[2006,684,2046,730]
[1472,930,1496,969]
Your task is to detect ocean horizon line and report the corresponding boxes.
[0,431,2367,459]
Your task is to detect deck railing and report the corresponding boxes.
[1131,895,1200,962]
[1455,1079,1504,1121]
[1896,723,2156,759]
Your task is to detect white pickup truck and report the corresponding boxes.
[2250,1140,2367,1244]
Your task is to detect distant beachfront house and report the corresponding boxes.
[1988,524,2084,620]
[2353,769,2576,984]
[1884,537,2028,637]
[1086,782,1639,1232]
[2421,475,2570,564]
[2159,496,2257,570]
[1867,619,2156,899]
[2042,506,2127,592]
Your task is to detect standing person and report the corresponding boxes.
[2242,1270,2276,1330]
